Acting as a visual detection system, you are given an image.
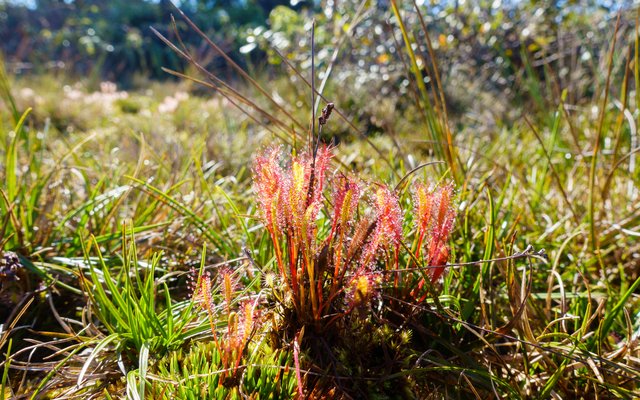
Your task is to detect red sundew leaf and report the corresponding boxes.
[375,185,403,245]
[329,175,361,244]
[412,182,436,237]
[410,181,456,283]
[429,243,449,282]
[359,185,402,267]
[240,301,257,344]
[193,273,213,311]
[309,145,333,200]
[427,183,456,281]
[253,146,285,232]
[254,145,334,243]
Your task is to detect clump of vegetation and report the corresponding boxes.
[251,143,456,396]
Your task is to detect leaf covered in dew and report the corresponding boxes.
[359,185,403,268]
[252,145,333,240]
[193,273,214,313]
[253,146,286,233]
[330,175,361,234]
[412,182,456,282]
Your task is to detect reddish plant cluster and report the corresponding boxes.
[253,145,456,331]
[193,269,260,386]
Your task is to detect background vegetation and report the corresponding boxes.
[1,0,640,398]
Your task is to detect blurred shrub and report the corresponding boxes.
[0,0,294,84]
[1,0,635,114]
[248,0,634,121]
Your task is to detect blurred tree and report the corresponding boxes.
[0,0,633,96]
[0,0,294,83]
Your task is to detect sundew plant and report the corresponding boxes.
[252,142,456,394]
